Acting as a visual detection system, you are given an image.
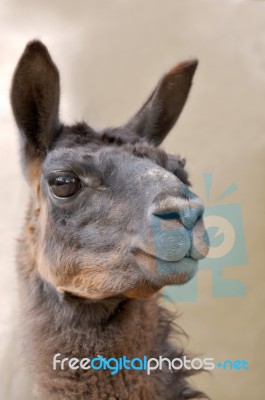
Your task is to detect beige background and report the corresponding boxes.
[0,0,264,399]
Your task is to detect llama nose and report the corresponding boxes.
[150,190,204,230]
[178,204,203,229]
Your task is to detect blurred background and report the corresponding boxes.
[0,0,264,399]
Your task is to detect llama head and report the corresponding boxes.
[11,40,209,300]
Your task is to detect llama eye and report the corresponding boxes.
[48,173,82,198]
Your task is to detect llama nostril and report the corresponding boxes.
[153,208,202,229]
[153,211,180,221]
[178,206,203,230]
[150,192,204,230]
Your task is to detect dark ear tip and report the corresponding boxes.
[182,58,199,73]
[168,59,199,78]
[18,40,58,78]
[24,39,49,57]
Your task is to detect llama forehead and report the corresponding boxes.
[43,145,177,188]
[43,125,187,177]
[43,146,97,172]
[55,123,138,148]
[137,166,177,183]
[37,122,190,193]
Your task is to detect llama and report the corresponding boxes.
[11,40,209,400]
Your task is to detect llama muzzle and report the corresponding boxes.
[133,189,209,285]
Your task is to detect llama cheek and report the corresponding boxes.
[35,249,57,286]
[20,223,39,274]
[131,250,158,274]
[37,199,49,242]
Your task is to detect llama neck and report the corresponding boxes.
[17,236,204,400]
[20,269,162,353]
[18,266,169,398]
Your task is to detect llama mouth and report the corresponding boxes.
[132,249,198,282]
[153,256,198,278]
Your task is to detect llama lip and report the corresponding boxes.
[153,256,198,277]
[132,249,198,278]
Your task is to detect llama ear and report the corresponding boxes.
[11,40,60,161]
[124,60,198,146]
